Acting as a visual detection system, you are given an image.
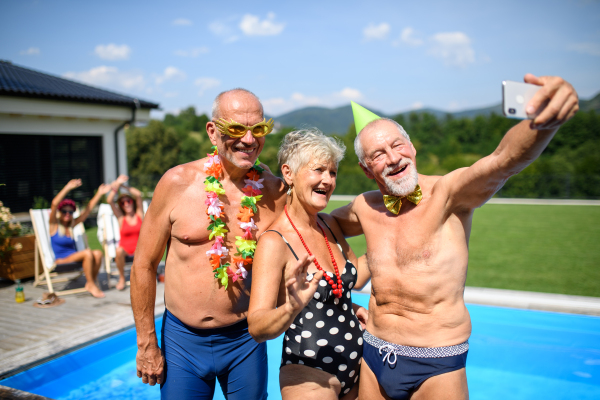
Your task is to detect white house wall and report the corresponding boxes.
[117,126,128,178]
[0,96,151,122]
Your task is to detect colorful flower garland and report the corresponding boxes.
[204,146,264,289]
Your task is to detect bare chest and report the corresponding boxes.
[170,186,279,247]
[360,201,466,276]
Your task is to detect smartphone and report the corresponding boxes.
[502,81,544,119]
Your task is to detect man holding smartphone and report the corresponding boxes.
[331,74,578,400]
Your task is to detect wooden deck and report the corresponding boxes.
[0,269,164,379]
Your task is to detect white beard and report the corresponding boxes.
[382,160,419,197]
[219,144,258,169]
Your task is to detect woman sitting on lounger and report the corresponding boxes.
[50,179,110,298]
[248,129,371,400]
[106,174,144,290]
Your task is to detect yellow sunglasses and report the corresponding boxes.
[213,118,274,138]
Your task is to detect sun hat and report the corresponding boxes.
[117,193,134,204]
[58,199,76,211]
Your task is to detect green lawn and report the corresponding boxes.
[323,201,600,297]
[467,204,600,297]
[86,226,102,251]
[86,203,599,297]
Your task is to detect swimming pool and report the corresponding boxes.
[2,293,600,399]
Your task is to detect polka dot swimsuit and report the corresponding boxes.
[265,218,364,397]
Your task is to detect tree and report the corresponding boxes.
[127,120,180,190]
[125,106,599,199]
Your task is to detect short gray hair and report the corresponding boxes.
[354,118,411,165]
[278,128,346,174]
[211,88,263,119]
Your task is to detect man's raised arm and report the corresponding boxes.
[442,74,579,212]
[331,195,365,238]
[130,169,178,386]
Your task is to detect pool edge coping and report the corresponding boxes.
[0,384,53,400]
[354,284,600,316]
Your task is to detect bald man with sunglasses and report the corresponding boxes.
[131,88,287,399]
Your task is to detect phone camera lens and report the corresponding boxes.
[508,108,516,114]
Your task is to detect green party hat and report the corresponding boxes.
[351,101,381,134]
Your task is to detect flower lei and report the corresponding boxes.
[204,146,264,289]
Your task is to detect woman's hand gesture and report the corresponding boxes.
[65,179,82,190]
[284,254,323,314]
[116,174,129,185]
[97,183,112,195]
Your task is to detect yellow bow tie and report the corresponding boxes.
[383,185,423,214]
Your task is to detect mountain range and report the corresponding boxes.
[270,92,600,135]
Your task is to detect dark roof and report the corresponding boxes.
[0,60,159,109]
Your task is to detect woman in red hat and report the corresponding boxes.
[106,175,144,290]
[49,179,110,298]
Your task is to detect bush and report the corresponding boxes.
[0,201,23,259]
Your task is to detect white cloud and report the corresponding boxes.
[155,66,187,85]
[209,20,239,43]
[94,44,131,61]
[262,97,286,107]
[195,77,221,96]
[209,21,229,35]
[20,47,40,55]
[411,101,424,110]
[173,18,192,26]
[240,12,285,36]
[263,88,366,115]
[363,23,390,41]
[63,66,145,91]
[568,42,600,56]
[174,47,209,57]
[290,92,321,105]
[428,32,475,68]
[164,92,179,98]
[336,87,363,100]
[393,27,423,47]
[447,101,460,111]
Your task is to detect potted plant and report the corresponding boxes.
[0,201,36,280]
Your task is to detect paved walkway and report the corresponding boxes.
[463,286,600,315]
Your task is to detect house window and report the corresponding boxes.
[0,134,103,213]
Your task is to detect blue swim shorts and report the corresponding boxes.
[363,330,468,400]
[160,309,268,400]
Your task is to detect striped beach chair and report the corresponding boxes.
[30,208,88,296]
[96,201,149,287]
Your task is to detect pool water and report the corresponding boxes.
[2,293,600,399]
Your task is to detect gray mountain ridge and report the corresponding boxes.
[268,92,600,135]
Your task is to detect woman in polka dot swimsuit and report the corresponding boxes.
[279,222,365,396]
[249,129,370,400]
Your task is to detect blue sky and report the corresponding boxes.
[1,0,599,118]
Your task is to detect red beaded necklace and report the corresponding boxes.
[284,205,343,298]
